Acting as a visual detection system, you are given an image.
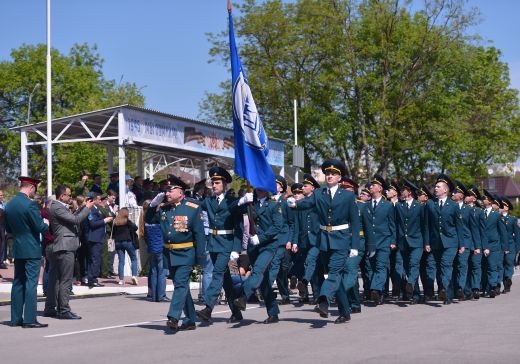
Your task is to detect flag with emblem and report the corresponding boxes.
[228,5,277,194]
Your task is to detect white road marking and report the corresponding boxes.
[44,305,261,338]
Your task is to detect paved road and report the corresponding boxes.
[1,276,519,364]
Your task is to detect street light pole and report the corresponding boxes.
[27,82,41,123]
[46,0,52,196]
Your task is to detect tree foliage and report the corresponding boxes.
[200,0,520,183]
[0,43,144,188]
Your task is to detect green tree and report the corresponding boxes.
[201,0,520,183]
[0,43,144,188]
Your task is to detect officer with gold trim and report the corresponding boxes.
[145,176,206,332]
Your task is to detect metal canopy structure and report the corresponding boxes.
[11,105,286,206]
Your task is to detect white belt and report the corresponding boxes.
[210,229,234,235]
[320,224,349,232]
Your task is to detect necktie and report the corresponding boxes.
[439,200,444,209]
[408,202,411,209]
[373,200,377,210]
[217,196,222,205]
[486,210,489,218]
[328,189,333,202]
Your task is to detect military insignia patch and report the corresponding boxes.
[186,202,198,209]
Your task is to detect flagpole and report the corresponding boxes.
[46,0,53,197]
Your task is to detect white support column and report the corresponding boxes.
[21,130,28,176]
[148,159,154,180]
[137,147,143,177]
[117,111,127,207]
[107,145,114,175]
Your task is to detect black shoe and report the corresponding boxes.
[410,297,420,305]
[22,321,48,328]
[391,288,400,298]
[9,321,22,327]
[405,282,414,297]
[455,288,464,300]
[279,297,290,305]
[227,313,243,323]
[314,300,328,318]
[159,296,171,302]
[289,276,297,290]
[296,281,308,298]
[88,282,104,288]
[195,306,212,322]
[57,312,82,320]
[504,278,512,291]
[43,311,57,318]
[299,296,310,304]
[179,322,196,331]
[489,289,496,298]
[443,298,453,305]
[234,295,247,311]
[334,315,351,324]
[495,285,501,296]
[473,290,480,300]
[167,317,179,332]
[438,288,447,302]
[350,307,361,314]
[263,315,279,324]
[0,263,7,269]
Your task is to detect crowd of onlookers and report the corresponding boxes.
[0,171,253,305]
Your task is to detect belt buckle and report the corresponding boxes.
[211,229,218,235]
[326,225,333,232]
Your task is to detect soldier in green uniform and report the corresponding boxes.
[145,176,206,332]
[195,166,247,324]
[5,176,49,328]
[499,197,517,293]
[234,188,283,323]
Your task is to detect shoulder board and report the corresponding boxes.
[185,201,199,209]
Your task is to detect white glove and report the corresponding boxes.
[238,192,254,206]
[230,251,239,261]
[150,192,165,207]
[250,235,260,246]
[286,196,296,208]
[367,251,376,258]
[349,249,358,258]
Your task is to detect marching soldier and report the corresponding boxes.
[416,182,435,299]
[293,174,324,303]
[395,179,428,304]
[288,159,360,321]
[424,174,464,304]
[499,197,518,293]
[145,176,206,332]
[195,166,247,324]
[386,180,404,298]
[361,174,396,305]
[233,188,283,323]
[268,175,294,305]
[450,181,474,300]
[5,176,49,328]
[463,184,486,300]
[480,190,508,297]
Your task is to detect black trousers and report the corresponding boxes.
[87,241,103,284]
[44,250,75,314]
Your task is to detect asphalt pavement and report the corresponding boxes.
[1,276,519,364]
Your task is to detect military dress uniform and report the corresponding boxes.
[268,176,294,304]
[361,175,396,304]
[481,190,509,297]
[196,167,244,322]
[295,159,360,319]
[5,177,49,327]
[234,195,283,322]
[145,177,205,331]
[499,198,518,293]
[395,180,428,302]
[463,184,486,300]
[425,175,464,304]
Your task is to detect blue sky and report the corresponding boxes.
[1,0,519,121]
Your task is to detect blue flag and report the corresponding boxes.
[228,12,277,194]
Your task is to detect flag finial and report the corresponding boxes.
[227,0,232,13]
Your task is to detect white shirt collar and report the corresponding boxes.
[439,197,447,205]
[373,196,382,204]
[458,201,463,208]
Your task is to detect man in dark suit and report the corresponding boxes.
[361,174,396,305]
[90,175,103,195]
[5,176,49,328]
[44,185,93,319]
[425,174,464,304]
[395,179,428,304]
[87,193,113,288]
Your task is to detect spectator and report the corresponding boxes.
[75,195,89,285]
[107,172,120,205]
[90,174,103,194]
[143,200,168,301]
[125,175,138,208]
[112,207,139,285]
[74,170,89,197]
[142,179,155,201]
[133,175,144,206]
